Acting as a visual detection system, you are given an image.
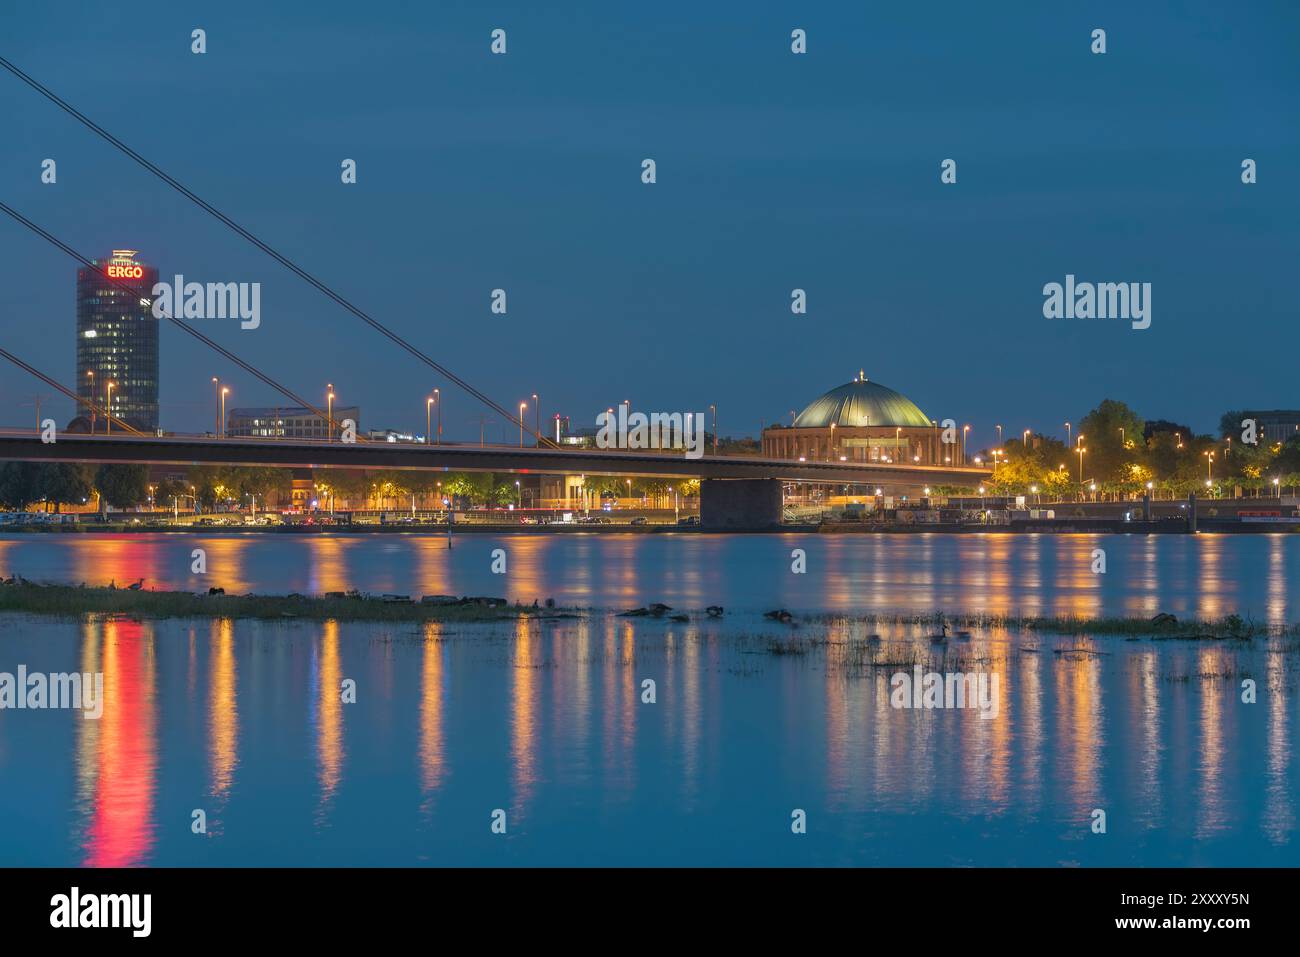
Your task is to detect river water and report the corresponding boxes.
[0,532,1297,866]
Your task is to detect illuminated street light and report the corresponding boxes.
[427,397,433,444]
[212,377,220,436]
[327,384,335,442]
[221,387,230,438]
[105,381,115,434]
[519,401,527,447]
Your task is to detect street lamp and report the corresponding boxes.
[996,424,1002,444]
[1023,429,1030,446]
[1205,450,1214,481]
[710,404,717,454]
[519,401,527,447]
[532,393,539,445]
[434,388,441,444]
[212,377,220,436]
[105,381,115,434]
[327,385,335,442]
[962,425,970,464]
[427,397,433,443]
[1077,445,1086,483]
[221,387,230,438]
[85,370,96,433]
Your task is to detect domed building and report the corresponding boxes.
[763,372,953,465]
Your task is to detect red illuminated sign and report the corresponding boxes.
[105,264,144,279]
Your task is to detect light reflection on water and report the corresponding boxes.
[0,612,1294,866]
[0,532,1297,620]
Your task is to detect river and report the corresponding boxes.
[0,532,1297,865]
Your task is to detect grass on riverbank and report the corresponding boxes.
[804,610,1295,640]
[0,582,577,623]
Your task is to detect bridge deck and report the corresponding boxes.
[0,431,990,486]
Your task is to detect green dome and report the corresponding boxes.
[792,377,931,429]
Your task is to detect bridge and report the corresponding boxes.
[0,56,991,529]
[0,431,991,529]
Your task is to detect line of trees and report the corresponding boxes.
[971,399,1300,499]
[0,462,156,512]
[0,462,297,513]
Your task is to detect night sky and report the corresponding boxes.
[2,1,1297,447]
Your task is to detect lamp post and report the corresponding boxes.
[212,377,220,436]
[427,397,433,444]
[434,388,441,445]
[519,402,527,447]
[1023,429,1030,447]
[962,425,970,465]
[221,387,229,438]
[710,404,717,454]
[1064,421,1071,449]
[1077,445,1086,484]
[86,370,96,433]
[532,393,539,446]
[996,424,1002,445]
[327,384,334,442]
[1205,451,1214,481]
[105,381,115,434]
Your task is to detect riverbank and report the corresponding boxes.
[0,582,578,623]
[1,579,1293,639]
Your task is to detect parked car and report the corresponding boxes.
[630,516,647,526]
[677,515,701,526]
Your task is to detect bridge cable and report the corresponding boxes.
[0,54,556,449]
[0,345,143,435]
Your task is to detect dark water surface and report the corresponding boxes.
[1,533,1297,866]
[2,530,1299,619]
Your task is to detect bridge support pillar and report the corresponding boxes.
[700,478,782,531]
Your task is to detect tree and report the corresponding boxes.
[1219,410,1248,440]
[0,462,42,510]
[95,464,150,510]
[1078,399,1144,482]
[40,463,95,512]
[235,467,293,505]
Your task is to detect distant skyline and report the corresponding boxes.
[2,1,1297,448]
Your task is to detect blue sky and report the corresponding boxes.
[2,1,1297,446]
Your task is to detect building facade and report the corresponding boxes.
[762,373,955,465]
[1244,411,1300,444]
[76,250,160,432]
[227,406,360,440]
